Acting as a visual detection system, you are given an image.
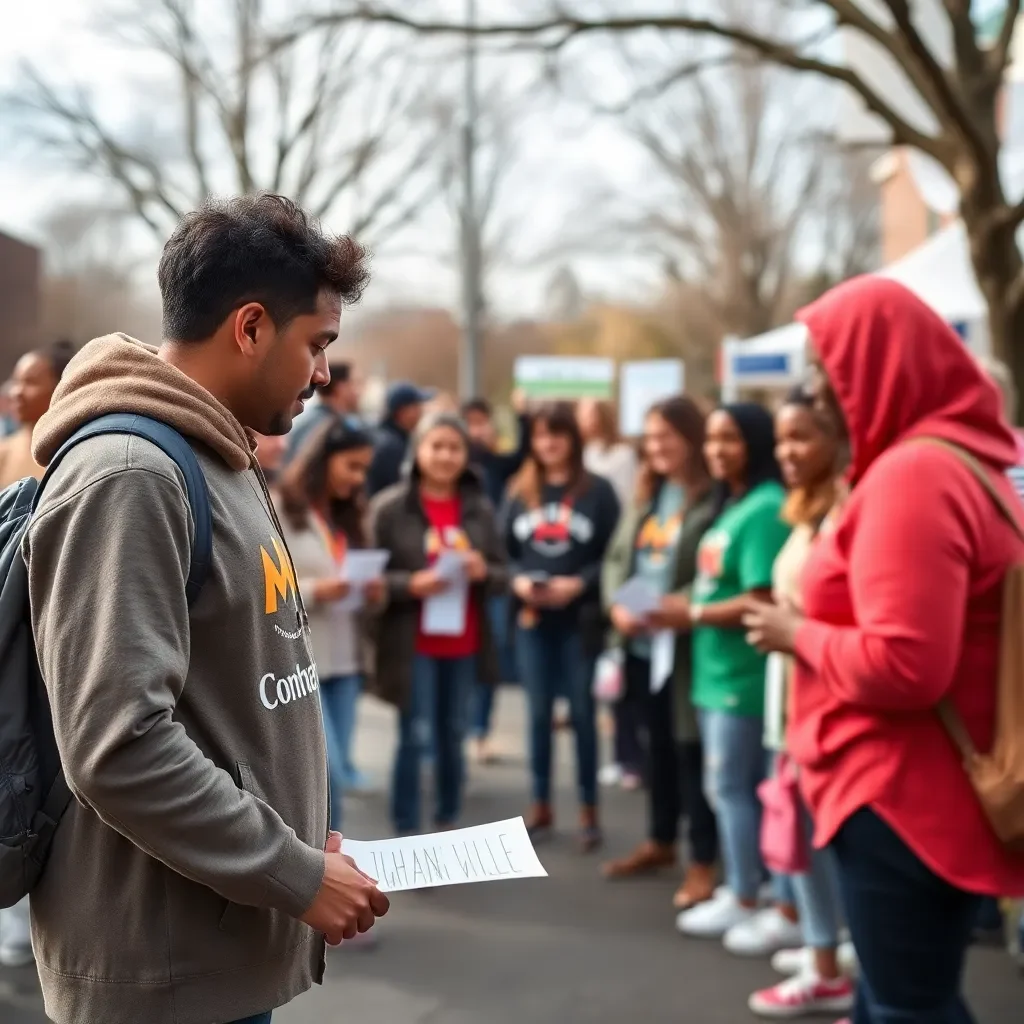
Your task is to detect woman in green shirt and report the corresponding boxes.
[676,403,790,941]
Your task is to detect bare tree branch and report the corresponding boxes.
[989,0,1023,78]
[5,0,445,246]
[876,0,988,163]
[292,4,950,160]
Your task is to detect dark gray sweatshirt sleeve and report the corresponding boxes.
[26,464,325,919]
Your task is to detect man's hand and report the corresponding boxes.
[610,604,647,638]
[301,832,390,945]
[408,568,449,599]
[463,550,488,583]
[647,595,692,631]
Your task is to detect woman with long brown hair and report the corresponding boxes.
[601,395,720,911]
[503,401,621,849]
[277,419,380,830]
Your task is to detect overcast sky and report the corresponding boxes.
[0,0,673,324]
[6,0,1004,326]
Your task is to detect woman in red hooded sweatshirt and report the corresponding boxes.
[745,276,1024,1024]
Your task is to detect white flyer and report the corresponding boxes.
[610,576,660,619]
[650,630,675,694]
[338,549,390,611]
[422,551,468,635]
[344,817,548,893]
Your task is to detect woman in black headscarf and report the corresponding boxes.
[675,403,793,947]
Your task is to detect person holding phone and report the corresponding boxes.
[503,402,621,850]
[369,412,507,834]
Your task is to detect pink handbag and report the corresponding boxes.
[758,753,810,875]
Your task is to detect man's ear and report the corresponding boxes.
[233,302,267,355]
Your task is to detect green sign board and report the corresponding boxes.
[513,356,616,399]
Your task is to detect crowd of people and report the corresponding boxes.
[2,193,1024,1024]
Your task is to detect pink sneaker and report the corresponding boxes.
[748,972,855,1018]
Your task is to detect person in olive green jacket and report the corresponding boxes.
[600,395,720,912]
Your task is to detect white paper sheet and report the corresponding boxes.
[422,551,469,635]
[337,549,391,611]
[763,653,787,751]
[343,817,548,893]
[610,576,660,619]
[650,630,675,694]
[433,550,467,583]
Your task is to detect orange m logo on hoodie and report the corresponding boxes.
[261,537,297,614]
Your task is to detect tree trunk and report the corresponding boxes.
[962,204,1024,423]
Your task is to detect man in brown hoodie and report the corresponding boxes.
[22,193,389,1024]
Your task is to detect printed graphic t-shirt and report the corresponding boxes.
[503,476,621,626]
[691,480,789,717]
[416,494,480,659]
[630,482,686,659]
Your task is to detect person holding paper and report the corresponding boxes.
[675,403,790,943]
[600,396,720,915]
[278,419,382,828]
[503,401,620,851]
[369,412,507,835]
[742,390,856,1016]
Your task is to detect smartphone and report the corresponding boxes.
[527,571,551,589]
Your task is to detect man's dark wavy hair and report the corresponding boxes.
[158,192,371,342]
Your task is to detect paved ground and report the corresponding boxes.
[4,688,1022,1023]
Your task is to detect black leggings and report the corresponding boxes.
[623,652,718,863]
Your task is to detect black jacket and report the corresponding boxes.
[470,413,531,509]
[367,419,409,497]
[367,468,508,710]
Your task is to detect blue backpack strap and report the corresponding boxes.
[35,413,212,606]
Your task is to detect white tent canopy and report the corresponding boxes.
[877,220,987,323]
[721,219,992,400]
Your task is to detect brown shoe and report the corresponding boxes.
[602,840,676,879]
[672,862,718,910]
[526,803,553,839]
[578,805,603,853]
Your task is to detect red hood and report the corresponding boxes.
[796,276,1017,483]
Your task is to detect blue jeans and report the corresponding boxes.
[391,654,474,832]
[768,755,844,948]
[228,1014,272,1024]
[471,595,518,738]
[517,623,598,807]
[699,709,766,903]
[832,808,981,1024]
[320,673,363,830]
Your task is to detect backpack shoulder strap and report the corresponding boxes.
[913,436,1024,763]
[35,413,212,606]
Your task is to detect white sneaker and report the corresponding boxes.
[676,888,756,938]
[599,764,623,787]
[771,942,859,977]
[724,907,804,956]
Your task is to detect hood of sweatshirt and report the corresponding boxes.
[795,277,1018,484]
[33,333,255,472]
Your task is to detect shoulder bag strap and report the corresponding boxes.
[913,436,1024,762]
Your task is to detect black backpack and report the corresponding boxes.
[0,413,212,908]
